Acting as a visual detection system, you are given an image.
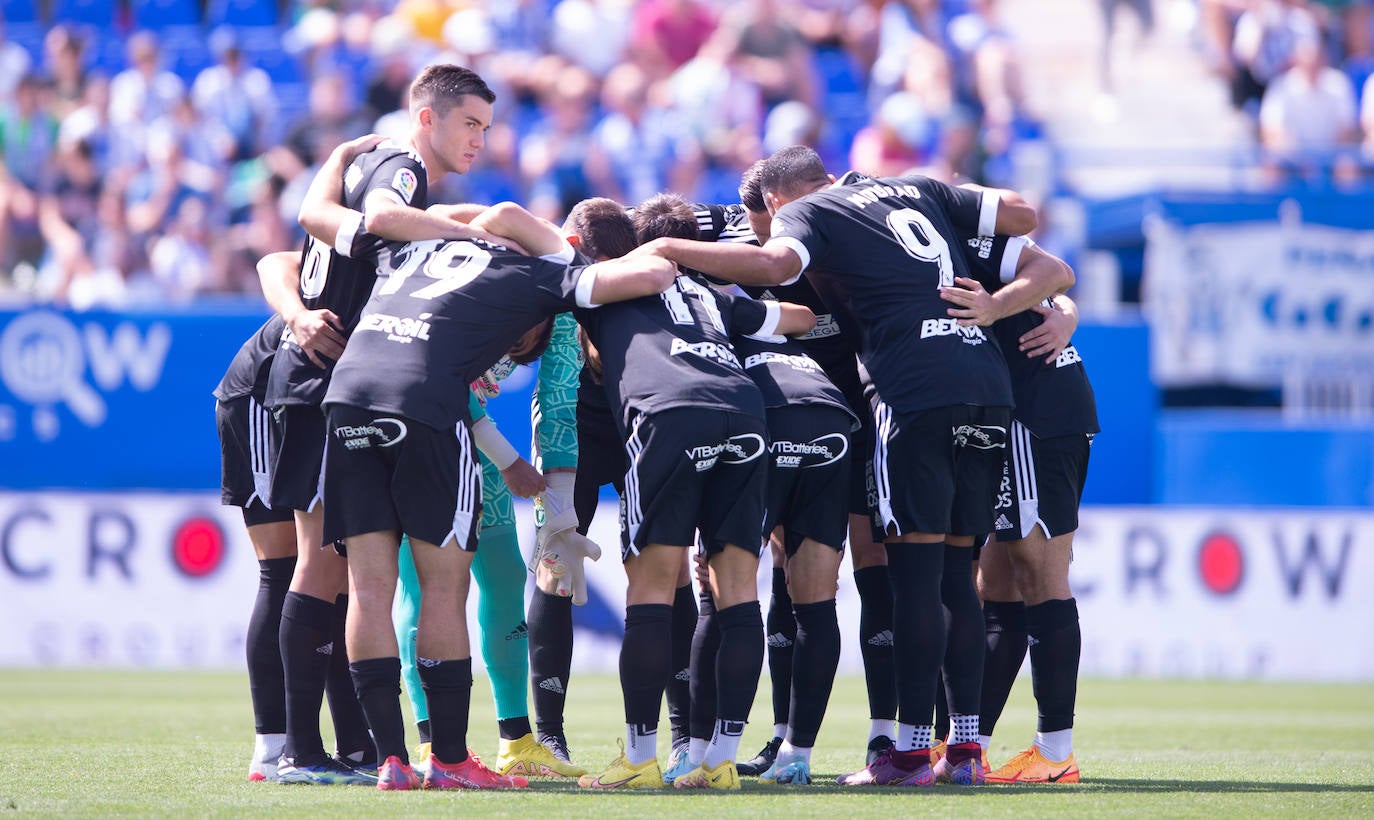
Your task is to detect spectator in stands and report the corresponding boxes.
[265,71,371,186]
[662,29,763,187]
[948,0,1043,182]
[849,90,934,178]
[35,135,103,302]
[124,129,211,270]
[0,16,33,106]
[1230,0,1320,117]
[630,0,718,80]
[717,0,819,110]
[586,62,700,206]
[1258,32,1359,184]
[192,28,277,163]
[1098,0,1155,94]
[549,0,633,78]
[0,73,56,273]
[109,32,186,129]
[519,65,598,220]
[899,31,978,180]
[41,25,87,121]
[1338,2,1374,105]
[148,196,213,300]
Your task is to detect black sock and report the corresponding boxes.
[765,568,796,729]
[667,583,698,747]
[279,591,335,761]
[934,679,950,742]
[416,719,432,745]
[980,600,1028,736]
[621,604,673,725]
[247,556,294,735]
[498,716,532,741]
[885,542,945,727]
[854,565,897,721]
[326,594,372,763]
[940,545,984,717]
[529,588,574,740]
[1027,598,1080,733]
[420,657,473,764]
[788,599,839,748]
[350,656,405,763]
[689,589,720,742]
[714,601,764,724]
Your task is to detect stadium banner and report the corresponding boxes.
[1142,217,1374,388]
[1,494,1370,681]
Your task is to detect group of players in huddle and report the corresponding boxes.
[213,61,1097,792]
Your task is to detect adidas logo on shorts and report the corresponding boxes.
[995,514,1013,531]
[315,642,333,656]
[674,668,691,682]
[866,630,894,648]
[539,677,566,695]
[766,632,794,649]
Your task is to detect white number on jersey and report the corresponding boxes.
[886,208,955,288]
[660,276,725,332]
[299,238,330,299]
[378,239,493,299]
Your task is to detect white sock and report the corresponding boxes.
[253,732,285,764]
[777,739,812,765]
[704,720,745,768]
[625,723,657,765]
[896,723,933,753]
[1035,729,1073,762]
[949,713,980,745]
[868,719,896,744]
[688,737,708,766]
[773,723,787,740]
[978,734,993,751]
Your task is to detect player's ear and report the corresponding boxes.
[417,106,433,129]
[566,233,582,249]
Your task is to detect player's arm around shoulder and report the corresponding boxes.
[579,254,677,306]
[775,301,818,336]
[298,134,383,250]
[637,236,803,287]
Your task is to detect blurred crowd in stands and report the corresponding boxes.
[3,0,1372,306]
[0,0,1044,305]
[1197,0,1374,184]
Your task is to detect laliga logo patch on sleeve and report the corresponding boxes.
[392,168,419,204]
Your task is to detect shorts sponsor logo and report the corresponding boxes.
[333,417,408,450]
[769,433,849,468]
[392,168,419,204]
[952,424,1006,450]
[684,433,765,470]
[669,337,742,369]
[356,312,432,344]
[920,318,988,345]
[1056,345,1083,368]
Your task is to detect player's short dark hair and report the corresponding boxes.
[632,193,698,244]
[738,159,767,215]
[760,145,829,199]
[409,64,496,117]
[564,197,637,260]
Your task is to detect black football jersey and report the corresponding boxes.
[694,202,863,401]
[962,235,1100,438]
[323,237,587,430]
[265,144,429,408]
[732,331,856,423]
[213,316,286,404]
[769,174,1013,414]
[575,274,771,437]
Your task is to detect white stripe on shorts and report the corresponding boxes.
[446,422,483,548]
[1010,420,1047,540]
[872,399,900,536]
[623,415,646,555]
[248,398,273,508]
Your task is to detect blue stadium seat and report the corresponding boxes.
[131,0,199,29]
[52,0,118,28]
[161,25,212,81]
[246,44,302,85]
[813,46,870,162]
[4,21,44,62]
[206,0,278,29]
[2,0,39,24]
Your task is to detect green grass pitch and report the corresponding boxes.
[2,670,1371,817]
